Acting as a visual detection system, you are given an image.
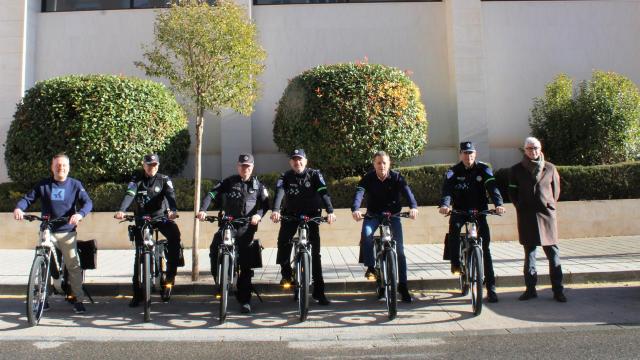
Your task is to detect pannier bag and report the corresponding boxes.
[77,239,98,270]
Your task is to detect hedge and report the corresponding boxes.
[4,74,190,185]
[2,162,639,212]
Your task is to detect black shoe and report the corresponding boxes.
[364,267,377,280]
[398,283,413,303]
[73,301,86,314]
[487,290,499,303]
[240,303,251,313]
[451,264,462,275]
[312,292,331,306]
[553,292,567,303]
[518,289,538,301]
[129,297,141,308]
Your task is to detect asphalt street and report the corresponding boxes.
[1,283,639,358]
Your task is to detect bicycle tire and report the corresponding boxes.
[26,255,50,327]
[297,251,310,322]
[219,253,230,324]
[459,238,469,296]
[143,251,152,322]
[384,250,398,320]
[470,246,484,316]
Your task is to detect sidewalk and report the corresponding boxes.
[1,236,639,295]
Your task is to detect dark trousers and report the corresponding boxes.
[523,244,564,293]
[209,224,257,304]
[448,215,496,290]
[276,221,325,291]
[132,221,181,297]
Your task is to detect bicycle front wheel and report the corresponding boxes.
[384,250,398,320]
[459,238,469,296]
[26,255,50,327]
[470,246,484,316]
[297,251,311,322]
[142,251,152,322]
[219,253,231,324]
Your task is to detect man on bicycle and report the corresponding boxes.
[114,153,181,307]
[438,141,505,303]
[197,153,270,314]
[270,149,336,306]
[13,153,93,314]
[351,151,418,303]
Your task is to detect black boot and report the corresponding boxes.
[518,288,538,301]
[398,282,413,303]
[280,265,293,287]
[312,283,331,306]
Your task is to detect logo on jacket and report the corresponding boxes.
[51,188,65,201]
[154,186,161,193]
[305,181,311,188]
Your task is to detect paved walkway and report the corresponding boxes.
[1,236,639,295]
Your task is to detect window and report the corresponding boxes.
[42,0,215,12]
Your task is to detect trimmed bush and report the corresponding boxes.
[5,74,190,185]
[530,71,640,165]
[4,162,639,212]
[273,62,428,178]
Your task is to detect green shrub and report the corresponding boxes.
[5,74,190,185]
[530,71,640,165]
[495,161,640,202]
[273,62,428,178]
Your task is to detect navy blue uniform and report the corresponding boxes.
[16,177,93,232]
[119,173,182,296]
[200,175,270,304]
[440,161,503,289]
[272,168,334,291]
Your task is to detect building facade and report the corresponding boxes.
[1,0,639,181]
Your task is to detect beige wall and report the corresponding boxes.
[1,0,640,182]
[2,199,639,249]
[482,0,640,167]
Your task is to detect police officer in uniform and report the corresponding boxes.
[438,142,506,303]
[197,153,270,314]
[270,149,336,306]
[115,153,182,307]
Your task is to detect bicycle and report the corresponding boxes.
[364,211,410,321]
[201,215,251,324]
[448,209,499,316]
[280,215,328,322]
[24,214,92,326]
[119,214,176,322]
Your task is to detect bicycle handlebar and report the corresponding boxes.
[22,214,70,225]
[280,215,328,224]
[117,214,179,225]
[200,215,251,225]
[447,209,500,217]
[363,211,411,220]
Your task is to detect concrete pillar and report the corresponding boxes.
[0,0,38,182]
[445,0,490,160]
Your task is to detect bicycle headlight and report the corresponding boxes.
[299,228,308,245]
[223,229,233,246]
[469,223,478,238]
[382,226,392,242]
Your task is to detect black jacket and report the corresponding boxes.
[118,173,178,218]
[440,161,503,211]
[200,175,270,219]
[272,168,334,216]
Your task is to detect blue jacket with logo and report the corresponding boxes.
[16,177,93,233]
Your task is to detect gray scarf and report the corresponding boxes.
[521,152,545,182]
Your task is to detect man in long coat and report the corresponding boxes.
[508,137,566,302]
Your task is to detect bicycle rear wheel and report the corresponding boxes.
[470,246,484,316]
[142,251,152,322]
[384,250,398,320]
[219,253,231,324]
[297,251,311,322]
[26,255,50,327]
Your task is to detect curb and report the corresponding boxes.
[2,270,638,296]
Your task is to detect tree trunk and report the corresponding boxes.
[192,108,204,281]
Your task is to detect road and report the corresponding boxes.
[1,283,639,359]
